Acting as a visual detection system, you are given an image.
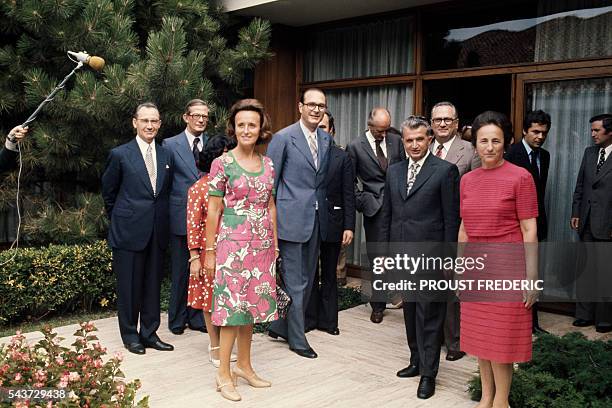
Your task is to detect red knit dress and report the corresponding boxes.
[186,175,214,312]
[459,161,538,363]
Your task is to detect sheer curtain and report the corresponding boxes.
[326,85,414,265]
[303,16,415,82]
[528,77,612,297]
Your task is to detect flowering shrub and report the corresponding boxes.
[0,322,148,407]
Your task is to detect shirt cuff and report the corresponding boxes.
[5,138,18,152]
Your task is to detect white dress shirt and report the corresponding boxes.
[136,135,157,174]
[408,150,430,180]
[599,144,612,163]
[5,138,18,152]
[365,130,387,158]
[185,129,204,152]
[432,135,455,160]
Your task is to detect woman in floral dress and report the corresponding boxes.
[204,99,278,402]
[186,135,236,368]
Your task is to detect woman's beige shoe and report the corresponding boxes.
[233,366,271,388]
[216,374,241,401]
[209,345,237,368]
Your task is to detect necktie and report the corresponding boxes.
[193,137,200,167]
[407,162,420,194]
[596,148,606,174]
[145,144,156,195]
[375,139,388,171]
[435,144,444,158]
[529,150,539,176]
[308,132,318,169]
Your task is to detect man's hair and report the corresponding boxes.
[367,107,391,126]
[523,110,551,133]
[471,111,513,148]
[431,101,458,119]
[323,109,335,135]
[400,116,433,137]
[590,113,612,133]
[133,102,158,118]
[184,99,208,114]
[299,88,326,103]
[225,98,272,144]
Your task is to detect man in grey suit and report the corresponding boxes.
[161,99,209,334]
[429,101,478,361]
[346,107,405,324]
[571,113,612,333]
[267,88,332,359]
[381,116,460,399]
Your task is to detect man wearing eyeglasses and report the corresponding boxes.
[162,99,210,335]
[429,101,480,362]
[347,107,405,324]
[102,102,174,355]
[267,88,332,359]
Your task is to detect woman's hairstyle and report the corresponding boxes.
[323,109,336,135]
[226,99,272,144]
[199,134,237,173]
[471,111,513,148]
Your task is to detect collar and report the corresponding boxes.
[601,143,612,156]
[299,119,317,140]
[522,138,538,156]
[408,150,430,168]
[365,129,385,145]
[184,128,205,149]
[434,135,455,152]
[135,135,155,155]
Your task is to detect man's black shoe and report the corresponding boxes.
[142,339,174,351]
[396,364,419,378]
[319,327,340,335]
[532,325,549,335]
[596,324,612,333]
[572,319,594,327]
[188,324,207,333]
[268,330,288,341]
[124,342,145,355]
[417,376,436,399]
[446,351,466,361]
[290,347,318,359]
[170,327,185,335]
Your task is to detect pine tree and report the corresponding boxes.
[0,0,271,243]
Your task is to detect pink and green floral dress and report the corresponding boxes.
[208,151,278,326]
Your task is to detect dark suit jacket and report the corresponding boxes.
[572,146,612,240]
[0,146,18,174]
[101,138,173,251]
[505,142,550,240]
[321,144,356,243]
[346,131,405,217]
[380,154,460,243]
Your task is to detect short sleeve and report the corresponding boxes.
[515,171,539,220]
[208,157,227,197]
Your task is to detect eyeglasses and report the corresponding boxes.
[303,102,327,112]
[432,117,457,126]
[136,119,161,126]
[188,113,209,120]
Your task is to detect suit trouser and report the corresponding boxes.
[270,216,321,350]
[575,220,612,325]
[403,300,446,378]
[168,234,204,331]
[113,231,163,345]
[306,241,341,331]
[363,210,386,313]
[443,295,461,352]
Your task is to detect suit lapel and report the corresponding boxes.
[291,123,317,170]
[408,154,435,198]
[176,132,199,178]
[360,133,381,169]
[155,145,166,195]
[445,138,464,164]
[127,139,155,197]
[594,148,612,183]
[316,127,330,173]
[397,160,408,201]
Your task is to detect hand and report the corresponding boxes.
[204,251,216,278]
[523,289,539,309]
[570,217,579,230]
[341,230,354,246]
[274,246,280,260]
[8,125,28,142]
[189,259,202,279]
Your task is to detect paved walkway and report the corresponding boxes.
[3,305,609,407]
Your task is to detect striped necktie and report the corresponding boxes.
[308,132,318,169]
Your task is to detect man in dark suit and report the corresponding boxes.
[571,113,612,333]
[381,116,460,400]
[101,102,174,354]
[267,88,332,359]
[347,107,405,324]
[0,125,28,174]
[306,110,355,335]
[505,109,551,334]
[161,99,209,335]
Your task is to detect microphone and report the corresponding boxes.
[67,51,105,71]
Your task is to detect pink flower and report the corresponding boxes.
[68,371,80,382]
[55,357,64,365]
[226,273,247,294]
[14,372,22,381]
[113,351,123,362]
[116,382,126,396]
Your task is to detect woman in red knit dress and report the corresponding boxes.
[459,111,539,408]
[186,135,236,367]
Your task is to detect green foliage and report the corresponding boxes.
[0,0,271,245]
[0,240,115,325]
[468,332,612,407]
